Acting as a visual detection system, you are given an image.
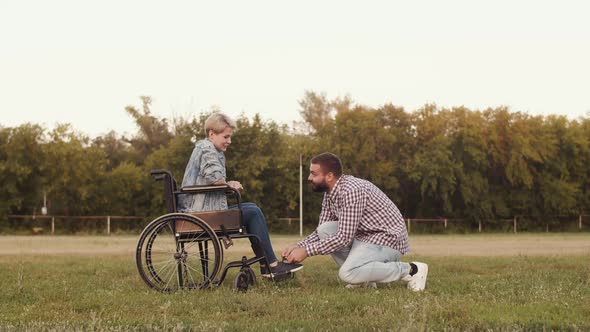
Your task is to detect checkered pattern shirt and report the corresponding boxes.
[298,175,410,256]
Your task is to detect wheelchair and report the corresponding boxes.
[136,169,290,292]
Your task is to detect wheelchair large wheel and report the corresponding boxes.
[136,213,223,292]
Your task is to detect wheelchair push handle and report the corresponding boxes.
[150,169,173,181]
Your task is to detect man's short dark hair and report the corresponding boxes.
[311,152,342,178]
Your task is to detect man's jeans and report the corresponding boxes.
[318,221,411,284]
[229,202,278,264]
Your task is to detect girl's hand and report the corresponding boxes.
[227,181,243,191]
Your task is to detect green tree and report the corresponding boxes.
[124,96,173,161]
[98,162,145,216]
[92,130,133,171]
[3,92,590,233]
[0,124,45,217]
[536,116,583,216]
[447,107,491,222]
[407,105,458,217]
[42,124,107,216]
[299,91,331,133]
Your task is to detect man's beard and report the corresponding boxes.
[310,181,329,193]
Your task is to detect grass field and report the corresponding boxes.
[1,234,589,331]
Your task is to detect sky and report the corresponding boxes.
[1,0,589,138]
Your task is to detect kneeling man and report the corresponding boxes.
[283,152,428,291]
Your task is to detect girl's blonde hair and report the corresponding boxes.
[204,112,237,136]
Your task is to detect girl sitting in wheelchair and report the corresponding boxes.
[177,112,303,278]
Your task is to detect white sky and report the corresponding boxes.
[1,0,589,138]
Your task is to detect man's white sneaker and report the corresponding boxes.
[345,282,377,289]
[405,262,428,292]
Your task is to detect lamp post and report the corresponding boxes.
[41,191,48,216]
[299,154,303,237]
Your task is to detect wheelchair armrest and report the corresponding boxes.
[179,184,240,196]
[176,184,243,213]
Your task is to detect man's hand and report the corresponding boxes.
[284,247,308,264]
[282,244,299,258]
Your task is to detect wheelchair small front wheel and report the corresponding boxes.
[136,213,223,292]
[234,271,249,292]
[244,268,256,286]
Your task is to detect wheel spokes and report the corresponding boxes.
[138,215,222,292]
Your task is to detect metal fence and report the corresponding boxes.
[5,215,148,235]
[3,214,589,234]
[404,216,589,233]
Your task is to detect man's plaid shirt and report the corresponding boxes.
[298,175,410,256]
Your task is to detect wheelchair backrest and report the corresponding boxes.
[151,169,178,213]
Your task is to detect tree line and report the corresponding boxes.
[1,93,589,232]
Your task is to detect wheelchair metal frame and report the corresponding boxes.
[135,169,276,292]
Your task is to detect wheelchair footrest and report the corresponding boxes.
[269,271,294,282]
[221,236,234,249]
[225,256,264,270]
[220,225,234,249]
